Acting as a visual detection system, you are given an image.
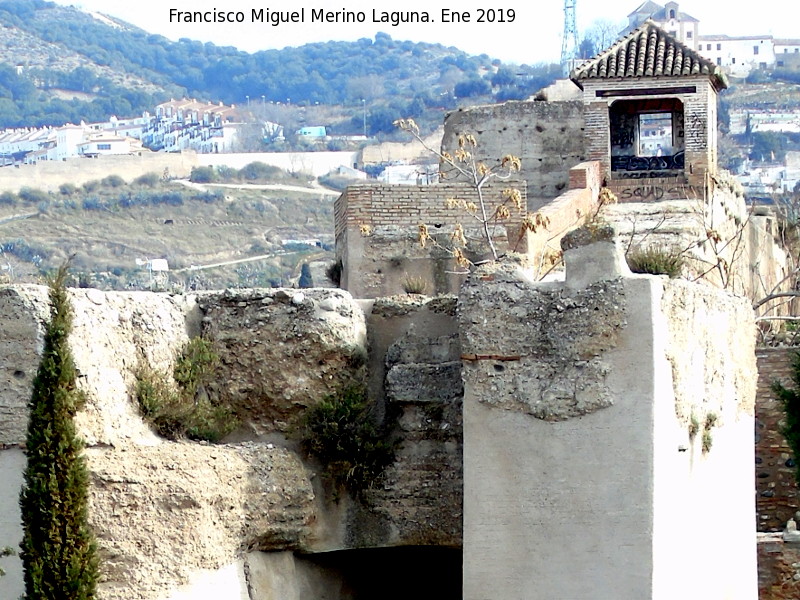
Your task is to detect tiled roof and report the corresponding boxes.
[571,21,727,90]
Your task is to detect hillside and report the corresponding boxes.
[0,171,336,290]
[0,0,556,131]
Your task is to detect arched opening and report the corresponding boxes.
[609,97,685,179]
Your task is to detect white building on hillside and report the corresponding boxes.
[143,98,244,152]
[624,1,699,49]
[624,2,800,78]
[77,133,144,157]
[698,35,776,78]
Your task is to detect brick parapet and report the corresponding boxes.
[335,181,527,235]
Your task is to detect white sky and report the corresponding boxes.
[54,0,800,65]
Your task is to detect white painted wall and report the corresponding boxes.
[462,242,757,600]
[162,561,249,600]
[199,151,358,177]
[0,449,26,600]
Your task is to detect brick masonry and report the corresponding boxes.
[756,347,800,533]
[579,75,718,190]
[758,535,800,600]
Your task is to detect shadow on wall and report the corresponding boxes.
[296,546,462,600]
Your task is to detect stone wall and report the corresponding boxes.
[334,182,528,298]
[358,129,443,166]
[758,534,800,600]
[441,100,586,202]
[360,296,462,549]
[0,152,197,193]
[0,284,463,600]
[460,232,757,600]
[604,175,790,309]
[756,347,800,532]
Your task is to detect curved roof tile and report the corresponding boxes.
[571,21,728,90]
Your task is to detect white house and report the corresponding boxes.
[77,133,143,157]
[624,1,700,49]
[624,2,800,77]
[697,35,776,78]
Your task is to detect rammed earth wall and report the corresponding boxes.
[441,100,586,202]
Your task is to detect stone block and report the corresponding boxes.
[386,362,462,404]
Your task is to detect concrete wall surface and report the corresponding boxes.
[460,233,757,600]
[0,448,25,597]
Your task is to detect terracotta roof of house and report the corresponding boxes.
[571,21,728,90]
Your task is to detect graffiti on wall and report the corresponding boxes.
[611,150,685,179]
[612,183,700,202]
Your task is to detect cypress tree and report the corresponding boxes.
[298,262,314,288]
[19,265,98,600]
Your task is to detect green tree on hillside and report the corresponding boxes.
[19,264,99,600]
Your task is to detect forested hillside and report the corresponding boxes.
[0,0,558,130]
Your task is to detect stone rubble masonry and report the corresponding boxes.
[194,288,368,436]
[755,347,800,532]
[361,295,463,548]
[604,181,791,310]
[0,285,464,600]
[460,234,757,600]
[758,534,800,600]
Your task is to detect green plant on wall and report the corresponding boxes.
[772,352,800,484]
[19,264,99,600]
[626,244,685,278]
[298,386,395,495]
[135,337,236,442]
[0,546,15,577]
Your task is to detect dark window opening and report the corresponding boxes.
[609,98,685,180]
